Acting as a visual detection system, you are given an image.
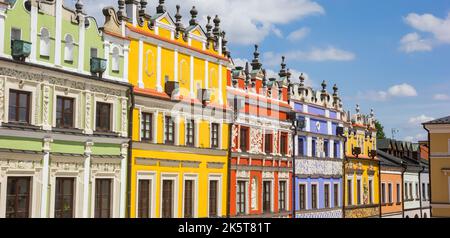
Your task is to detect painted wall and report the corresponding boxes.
[380,171,402,217]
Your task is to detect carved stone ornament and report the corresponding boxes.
[42,85,51,126]
[85,93,92,131]
[262,171,274,179]
[236,170,250,179]
[121,98,128,136]
[0,78,4,122]
[251,177,258,210]
[232,125,239,149]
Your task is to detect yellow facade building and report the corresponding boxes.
[343,106,380,218]
[423,116,450,217]
[122,1,232,218]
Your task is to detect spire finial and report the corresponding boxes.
[189,6,198,26]
[213,15,221,37]
[262,69,268,88]
[157,0,166,14]
[278,56,287,78]
[321,80,327,92]
[75,0,84,14]
[299,73,305,87]
[117,0,126,20]
[206,16,213,36]
[251,44,262,70]
[370,108,375,118]
[139,0,147,18]
[356,104,360,114]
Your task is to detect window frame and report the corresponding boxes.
[56,96,75,129]
[265,133,273,154]
[54,177,75,218]
[279,181,287,212]
[95,102,112,133]
[6,176,31,218]
[239,126,249,153]
[211,123,220,149]
[298,183,307,210]
[164,116,175,145]
[236,180,247,215]
[141,112,153,142]
[185,119,195,147]
[8,89,31,124]
[94,178,112,218]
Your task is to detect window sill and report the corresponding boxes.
[93,131,120,137]
[52,127,83,134]
[2,122,40,130]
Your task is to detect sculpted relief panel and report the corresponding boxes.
[295,158,343,176]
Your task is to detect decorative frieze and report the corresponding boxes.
[262,171,274,179]
[42,85,51,129]
[85,92,92,133]
[249,128,262,154]
[121,98,128,136]
[236,170,250,179]
[251,177,258,210]
[295,158,343,176]
[296,209,342,218]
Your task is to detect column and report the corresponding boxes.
[307,136,312,157]
[78,15,85,72]
[218,64,223,105]
[190,55,194,98]
[330,139,335,158]
[123,45,129,82]
[0,6,6,56]
[204,60,209,89]
[40,137,53,218]
[119,143,128,218]
[174,49,178,82]
[82,140,94,218]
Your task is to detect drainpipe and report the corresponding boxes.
[226,114,233,218]
[126,88,134,218]
[340,134,347,218]
[401,162,406,218]
[418,164,425,218]
[378,158,382,218]
[291,121,297,218]
[422,125,432,218]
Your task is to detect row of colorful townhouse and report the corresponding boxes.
[0,0,431,218]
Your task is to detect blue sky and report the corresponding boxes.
[77,0,450,142]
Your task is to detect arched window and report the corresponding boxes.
[112,47,120,72]
[64,34,74,62]
[40,28,50,57]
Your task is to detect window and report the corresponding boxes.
[211,123,219,148]
[8,90,31,124]
[138,180,151,218]
[369,180,373,204]
[94,179,112,218]
[298,138,304,156]
[184,180,194,218]
[428,184,431,201]
[240,127,249,152]
[388,183,393,204]
[11,28,21,42]
[324,140,329,157]
[164,116,175,145]
[265,133,273,154]
[209,180,218,217]
[90,48,98,58]
[422,183,426,200]
[55,178,74,218]
[280,133,288,155]
[56,97,74,129]
[324,184,330,208]
[397,184,401,203]
[347,179,352,206]
[404,182,408,200]
[6,177,31,218]
[416,183,419,200]
[299,184,306,210]
[334,184,339,207]
[381,183,386,204]
[112,47,120,72]
[409,183,413,200]
[40,28,50,57]
[64,34,74,62]
[279,181,286,211]
[311,184,317,209]
[263,181,271,212]
[334,141,340,158]
[141,113,153,141]
[236,181,246,214]
[357,179,361,205]
[184,120,195,146]
[312,138,316,157]
[160,180,174,218]
[96,102,111,132]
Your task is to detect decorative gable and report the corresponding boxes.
[155,12,176,31]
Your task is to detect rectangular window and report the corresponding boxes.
[94,179,112,218]
[357,179,361,205]
[324,140,329,157]
[334,184,339,207]
[397,184,401,203]
[8,90,31,124]
[162,180,173,218]
[6,177,31,218]
[240,127,249,152]
[347,179,352,206]
[324,184,330,208]
[280,133,288,155]
[265,133,273,154]
[334,141,340,158]
[96,102,111,132]
[404,183,408,200]
[11,28,21,42]
[369,180,373,204]
[56,97,74,129]
[90,48,98,58]
[186,120,195,147]
[299,184,306,210]
[312,139,316,157]
[409,183,413,200]
[298,138,304,156]
[428,184,431,201]
[141,113,153,142]
[422,183,426,200]
[55,177,74,218]
[263,181,272,212]
[311,184,318,209]
[381,183,386,204]
[211,123,219,148]
[184,180,194,218]
[236,181,246,214]
[388,183,393,204]
[138,179,151,218]
[209,180,218,217]
[279,181,286,211]
[416,183,419,199]
[164,116,175,145]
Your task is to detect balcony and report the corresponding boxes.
[90,57,107,77]
[11,39,32,61]
[197,88,211,104]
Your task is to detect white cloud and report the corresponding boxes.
[78,0,324,45]
[272,27,284,38]
[433,93,450,101]
[263,46,355,66]
[400,12,450,53]
[408,114,435,125]
[232,58,249,68]
[287,27,310,41]
[399,33,433,53]
[358,83,418,101]
[404,133,427,142]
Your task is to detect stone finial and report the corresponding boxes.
[333,84,338,96]
[262,69,268,88]
[278,56,287,78]
[175,5,182,25]
[222,31,229,55]
[139,0,147,17]
[75,0,84,14]
[213,15,221,36]
[118,0,126,20]
[286,68,292,82]
[206,16,213,36]
[156,0,166,14]
[245,62,251,87]
[251,44,262,70]
[321,80,327,92]
[356,104,360,114]
[370,108,375,118]
[189,6,198,26]
[299,73,305,87]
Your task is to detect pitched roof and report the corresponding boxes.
[423,116,450,125]
[377,139,390,149]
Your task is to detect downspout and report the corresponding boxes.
[126,88,135,218]
[226,111,233,218]
[423,125,432,218]
[401,162,406,218]
[378,158,382,218]
[291,124,297,218]
[418,164,425,218]
[341,136,347,218]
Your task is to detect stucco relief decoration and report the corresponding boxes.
[85,93,92,131]
[250,128,262,154]
[0,78,4,122]
[236,170,250,179]
[363,177,369,204]
[316,138,324,157]
[287,133,293,156]
[43,85,50,126]
[273,131,278,155]
[345,207,379,218]
[8,160,36,170]
[295,159,342,176]
[263,171,274,179]
[232,125,238,150]
[121,99,127,135]
[251,177,258,210]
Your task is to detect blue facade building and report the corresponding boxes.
[291,79,347,218]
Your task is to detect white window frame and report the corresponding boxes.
[388,183,393,204]
[160,173,179,218]
[111,47,120,72]
[347,177,353,206]
[323,182,331,209]
[135,172,156,218]
[49,174,81,218]
[278,179,289,212]
[182,174,198,218]
[356,176,362,205]
[1,174,38,218]
[207,174,223,217]
[53,90,81,129]
[90,176,116,218]
[139,110,156,143]
[298,182,308,210]
[236,179,249,215]
[63,34,74,62]
[368,177,374,204]
[5,82,37,125]
[396,183,401,203]
[333,182,341,208]
[93,97,117,133]
[310,182,319,210]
